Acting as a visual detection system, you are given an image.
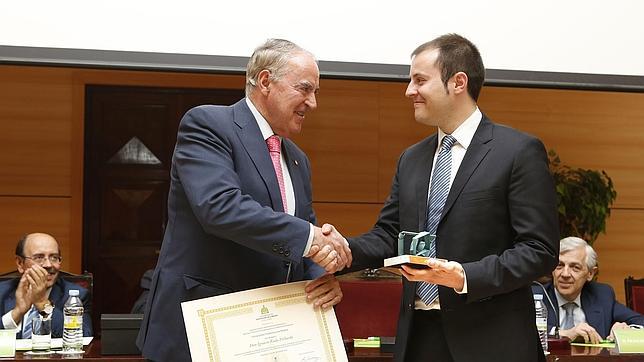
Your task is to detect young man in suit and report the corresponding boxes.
[536,237,644,343]
[136,39,351,362]
[0,233,92,338]
[344,33,560,361]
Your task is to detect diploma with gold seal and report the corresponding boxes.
[181,281,348,362]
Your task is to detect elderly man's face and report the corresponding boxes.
[553,246,595,301]
[17,233,62,288]
[263,52,319,138]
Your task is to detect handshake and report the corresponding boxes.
[305,223,352,274]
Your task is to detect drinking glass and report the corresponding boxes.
[31,315,51,353]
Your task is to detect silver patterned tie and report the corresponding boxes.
[417,135,456,304]
[561,302,576,330]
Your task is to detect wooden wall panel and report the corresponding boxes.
[313,202,383,237]
[0,67,73,196]
[377,82,430,201]
[593,209,644,304]
[0,197,71,273]
[293,79,380,203]
[1,63,643,300]
[479,87,644,209]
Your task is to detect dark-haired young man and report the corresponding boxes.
[346,34,559,361]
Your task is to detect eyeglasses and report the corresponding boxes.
[21,254,62,264]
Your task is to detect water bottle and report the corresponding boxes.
[62,289,84,352]
[534,294,548,353]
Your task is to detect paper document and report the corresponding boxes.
[182,281,348,362]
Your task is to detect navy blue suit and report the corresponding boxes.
[136,99,324,361]
[0,276,92,338]
[534,282,644,338]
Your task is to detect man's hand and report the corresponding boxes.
[306,223,352,273]
[607,322,630,342]
[304,274,342,310]
[12,265,50,323]
[560,322,602,344]
[400,258,465,291]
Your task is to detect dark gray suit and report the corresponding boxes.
[137,99,324,361]
[349,115,559,361]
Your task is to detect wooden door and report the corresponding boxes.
[83,85,243,333]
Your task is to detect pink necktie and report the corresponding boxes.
[266,135,288,213]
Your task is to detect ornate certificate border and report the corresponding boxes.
[182,281,346,362]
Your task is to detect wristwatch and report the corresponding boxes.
[37,301,54,318]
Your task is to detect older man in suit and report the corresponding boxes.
[0,233,92,338]
[535,237,644,344]
[136,39,351,362]
[343,34,559,361]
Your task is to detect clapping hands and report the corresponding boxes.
[306,223,352,273]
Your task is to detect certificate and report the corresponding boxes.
[181,281,348,362]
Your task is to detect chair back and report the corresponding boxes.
[625,276,644,314]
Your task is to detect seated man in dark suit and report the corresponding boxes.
[0,233,92,338]
[534,236,644,343]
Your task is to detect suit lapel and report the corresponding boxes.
[50,278,66,338]
[415,136,438,231]
[581,287,604,335]
[441,117,493,221]
[233,100,284,212]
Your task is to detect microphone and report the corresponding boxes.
[532,280,571,352]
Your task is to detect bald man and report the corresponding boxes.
[0,233,92,338]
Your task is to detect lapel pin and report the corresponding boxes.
[294,160,299,166]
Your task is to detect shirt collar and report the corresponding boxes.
[554,288,582,308]
[245,98,277,141]
[437,107,482,150]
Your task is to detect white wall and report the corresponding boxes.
[1,0,643,76]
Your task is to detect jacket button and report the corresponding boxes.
[284,250,291,257]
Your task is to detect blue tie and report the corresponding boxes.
[417,135,456,305]
[22,307,38,339]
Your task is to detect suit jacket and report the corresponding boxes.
[137,99,324,361]
[349,115,559,362]
[0,277,93,338]
[534,282,644,338]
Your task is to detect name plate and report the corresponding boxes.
[613,328,644,353]
[0,329,15,357]
[181,281,348,362]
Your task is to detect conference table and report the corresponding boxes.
[4,340,644,361]
[1,340,142,361]
[347,344,644,361]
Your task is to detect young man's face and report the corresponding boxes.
[406,48,453,128]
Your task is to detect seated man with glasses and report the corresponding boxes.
[0,233,92,338]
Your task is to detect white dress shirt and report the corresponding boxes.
[415,107,482,310]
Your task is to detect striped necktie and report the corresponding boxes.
[22,307,38,339]
[416,135,456,304]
